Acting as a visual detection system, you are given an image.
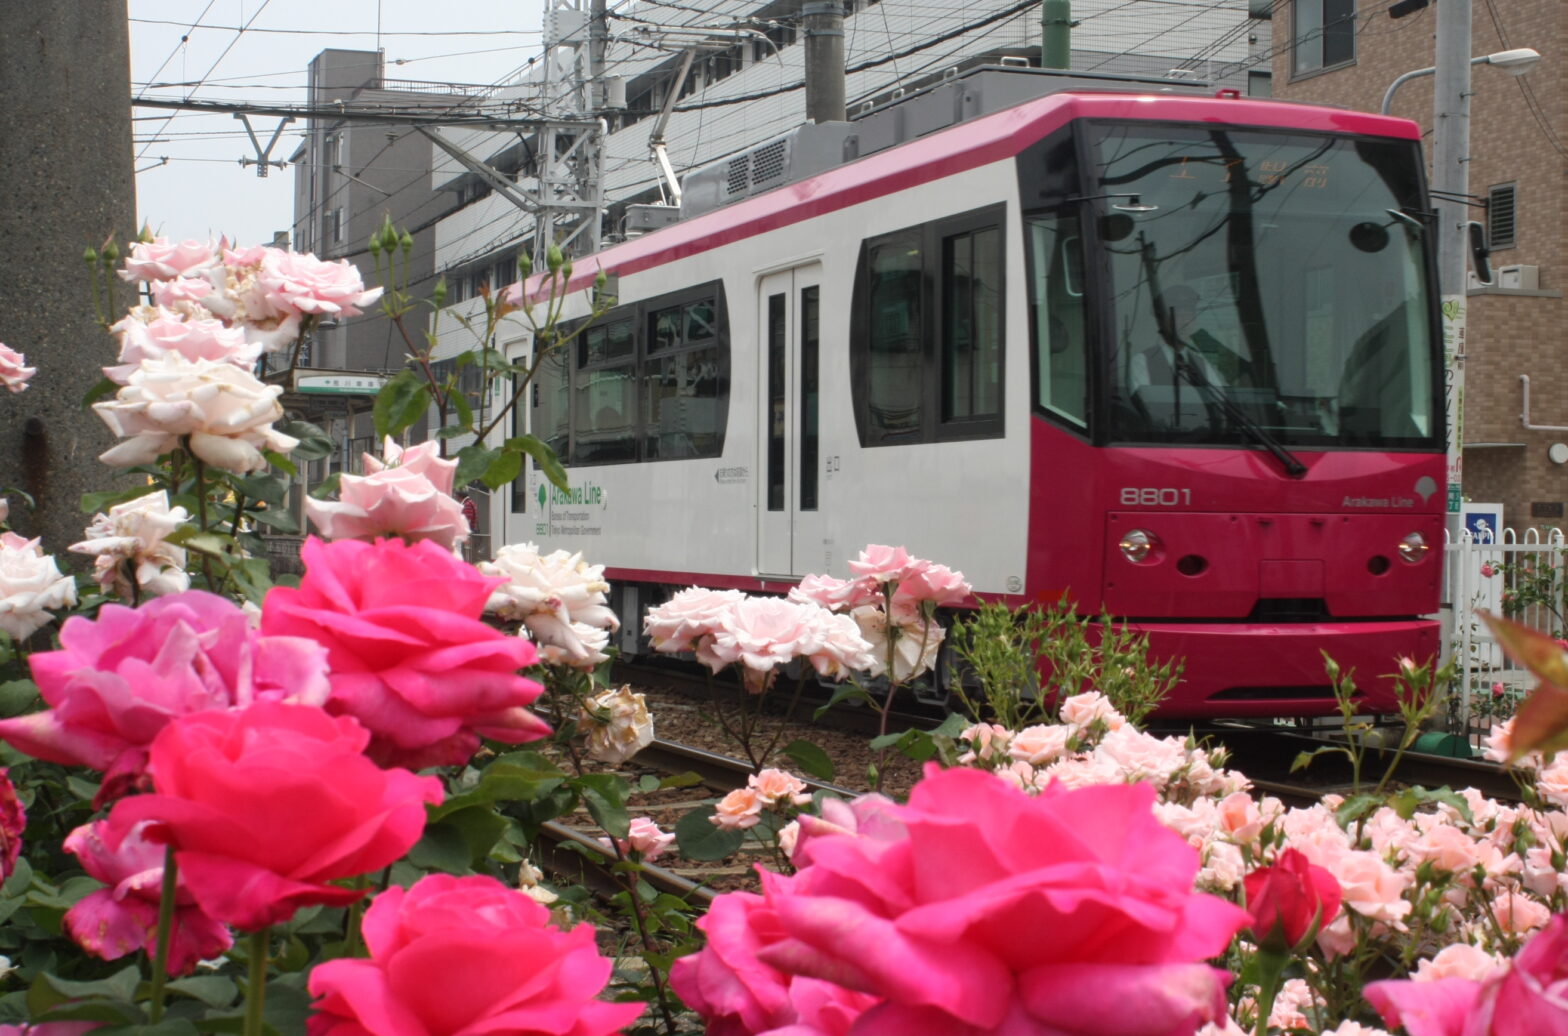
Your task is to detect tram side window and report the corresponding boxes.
[643,299,726,459]
[1026,212,1089,429]
[853,206,1005,446]
[572,318,638,463]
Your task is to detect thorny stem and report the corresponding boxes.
[146,847,178,1023]
[190,451,219,591]
[706,667,755,768]
[754,670,810,771]
[242,928,270,1036]
[609,844,681,1035]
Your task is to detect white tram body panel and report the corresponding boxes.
[502,154,1030,594]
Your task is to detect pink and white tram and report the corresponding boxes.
[502,68,1445,716]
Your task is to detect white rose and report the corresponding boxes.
[93,355,298,474]
[579,685,654,765]
[0,533,77,640]
[69,491,191,599]
[482,543,619,668]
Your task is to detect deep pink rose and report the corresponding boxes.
[108,701,442,931]
[1244,848,1342,950]
[63,818,231,975]
[0,1024,102,1035]
[1368,913,1568,1036]
[0,768,23,884]
[677,766,1249,1035]
[0,343,35,394]
[260,537,547,768]
[307,874,644,1036]
[0,591,330,805]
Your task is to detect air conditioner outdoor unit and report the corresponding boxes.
[1499,264,1539,291]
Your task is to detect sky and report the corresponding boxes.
[130,1,547,247]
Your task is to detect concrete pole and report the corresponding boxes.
[1432,0,1470,515]
[1042,0,1072,70]
[0,1,136,557]
[803,1,846,124]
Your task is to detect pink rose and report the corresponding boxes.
[712,788,764,831]
[601,816,675,862]
[119,237,219,282]
[0,1025,103,1035]
[63,818,232,975]
[1480,563,1496,578]
[788,573,879,612]
[680,766,1249,1033]
[306,439,468,549]
[260,537,548,768]
[259,250,383,318]
[750,767,812,808]
[0,343,35,393]
[107,311,259,384]
[891,560,972,615]
[1007,724,1071,766]
[706,597,872,688]
[671,884,879,1035]
[644,586,745,653]
[307,874,643,1036]
[0,769,23,885]
[108,701,442,931]
[846,544,923,584]
[149,276,214,308]
[0,590,329,805]
[0,533,76,641]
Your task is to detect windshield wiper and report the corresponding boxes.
[1172,352,1309,479]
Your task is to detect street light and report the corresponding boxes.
[1381,48,1541,114]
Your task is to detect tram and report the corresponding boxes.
[499,66,1445,715]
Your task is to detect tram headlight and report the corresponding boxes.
[1118,528,1160,564]
[1398,531,1429,564]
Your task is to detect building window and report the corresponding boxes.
[1488,183,1517,251]
[1292,0,1355,76]
[329,207,344,244]
[1248,70,1273,97]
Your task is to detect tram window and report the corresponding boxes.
[1026,212,1089,429]
[530,345,571,471]
[864,230,924,440]
[852,206,1005,446]
[800,286,820,511]
[942,226,1003,422]
[573,367,637,463]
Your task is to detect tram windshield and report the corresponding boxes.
[1084,123,1439,451]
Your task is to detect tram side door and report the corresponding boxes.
[756,264,824,578]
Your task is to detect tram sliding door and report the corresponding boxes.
[756,265,825,578]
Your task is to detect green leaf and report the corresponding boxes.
[1389,785,1473,823]
[638,774,661,794]
[263,450,297,477]
[247,507,299,533]
[782,740,835,781]
[166,976,239,1009]
[406,823,472,874]
[931,713,970,738]
[309,473,342,500]
[452,387,475,430]
[0,679,40,718]
[812,683,874,719]
[81,376,118,408]
[233,473,290,507]
[277,420,334,462]
[455,445,500,487]
[372,369,429,440]
[434,806,508,867]
[506,435,568,492]
[80,487,155,514]
[35,964,142,1004]
[868,728,916,752]
[481,448,523,490]
[435,426,469,440]
[674,806,745,861]
[1333,793,1384,828]
[1290,746,1349,773]
[428,754,568,820]
[573,774,630,840]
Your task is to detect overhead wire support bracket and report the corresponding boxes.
[234,113,295,178]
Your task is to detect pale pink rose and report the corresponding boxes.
[1153,800,1213,847]
[69,491,191,599]
[960,722,1014,765]
[1197,839,1246,893]
[1059,690,1128,732]
[108,311,258,384]
[198,245,302,352]
[801,609,878,680]
[787,573,879,612]
[706,597,828,681]
[258,249,383,318]
[1094,726,1188,783]
[1040,754,1129,789]
[0,533,77,640]
[119,237,220,282]
[749,768,811,808]
[1491,890,1552,935]
[1002,724,1069,767]
[0,344,35,394]
[1536,758,1568,809]
[777,820,801,858]
[1413,943,1508,984]
[0,498,8,525]
[93,356,298,474]
[996,758,1045,793]
[1267,977,1318,1031]
[1408,820,1486,875]
[890,560,971,616]
[852,606,942,682]
[601,816,675,863]
[846,543,922,584]
[578,685,653,765]
[1322,848,1411,926]
[1319,1024,1392,1036]
[1218,791,1265,843]
[644,586,744,653]
[712,788,763,831]
[306,438,467,550]
[149,277,215,308]
[63,818,231,975]
[1195,1020,1249,1036]
[481,540,618,667]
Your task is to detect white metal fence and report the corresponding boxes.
[1444,525,1568,738]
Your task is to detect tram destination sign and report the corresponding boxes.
[294,373,386,396]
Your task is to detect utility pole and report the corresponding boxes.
[803,1,846,124]
[1432,0,1470,515]
[1042,0,1072,70]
